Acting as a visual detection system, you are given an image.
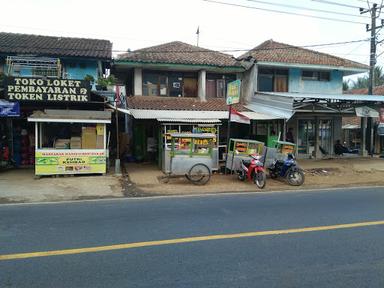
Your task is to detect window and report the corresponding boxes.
[143,72,168,96]
[258,68,288,92]
[206,74,236,98]
[302,70,330,81]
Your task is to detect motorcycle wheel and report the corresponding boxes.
[238,170,246,181]
[269,172,278,179]
[286,168,305,186]
[254,171,266,189]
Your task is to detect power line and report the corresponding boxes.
[311,0,364,9]
[245,0,369,18]
[203,0,369,24]
[0,38,370,54]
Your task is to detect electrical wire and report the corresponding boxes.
[0,39,370,54]
[203,0,369,24]
[311,0,364,9]
[245,0,369,18]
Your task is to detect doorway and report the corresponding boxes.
[319,119,332,155]
[298,120,315,156]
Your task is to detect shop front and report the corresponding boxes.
[28,110,111,176]
[1,76,110,175]
[0,100,20,169]
[247,92,384,158]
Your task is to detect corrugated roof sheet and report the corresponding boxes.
[130,109,227,119]
[157,118,221,123]
[260,92,384,102]
[29,109,111,120]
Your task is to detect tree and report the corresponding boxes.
[351,65,384,89]
[343,79,350,91]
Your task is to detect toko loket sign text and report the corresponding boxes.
[5,77,90,102]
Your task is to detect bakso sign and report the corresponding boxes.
[5,77,90,102]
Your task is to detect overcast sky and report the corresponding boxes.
[2,0,382,78]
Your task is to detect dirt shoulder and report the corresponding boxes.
[124,158,384,196]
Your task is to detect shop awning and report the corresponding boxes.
[129,109,228,119]
[28,109,111,123]
[260,91,384,102]
[246,93,295,120]
[124,108,279,121]
[158,118,221,123]
[247,92,384,119]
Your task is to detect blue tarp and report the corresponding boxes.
[0,100,20,117]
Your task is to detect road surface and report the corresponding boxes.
[1,187,384,287]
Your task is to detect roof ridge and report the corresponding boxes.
[239,39,368,70]
[0,31,111,43]
[268,40,367,67]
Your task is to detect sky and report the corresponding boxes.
[1,0,382,81]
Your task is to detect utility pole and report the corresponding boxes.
[360,3,384,156]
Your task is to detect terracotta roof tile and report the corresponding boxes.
[0,32,112,59]
[345,86,384,95]
[117,41,240,67]
[127,96,247,111]
[241,39,368,70]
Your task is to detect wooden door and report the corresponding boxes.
[216,79,225,98]
[183,78,198,97]
[274,75,288,92]
[206,79,216,98]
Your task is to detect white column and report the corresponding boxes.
[198,70,206,102]
[360,117,368,156]
[134,68,142,96]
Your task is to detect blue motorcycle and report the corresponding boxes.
[268,153,305,186]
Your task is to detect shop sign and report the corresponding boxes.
[5,77,90,102]
[226,80,241,105]
[35,150,106,175]
[0,100,20,117]
[355,106,379,118]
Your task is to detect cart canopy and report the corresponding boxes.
[28,109,111,123]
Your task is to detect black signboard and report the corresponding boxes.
[5,77,90,102]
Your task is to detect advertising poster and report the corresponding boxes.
[35,150,106,175]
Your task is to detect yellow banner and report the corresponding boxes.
[35,150,106,175]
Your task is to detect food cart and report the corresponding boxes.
[265,140,296,166]
[28,109,111,176]
[225,138,265,172]
[161,122,220,173]
[163,133,216,185]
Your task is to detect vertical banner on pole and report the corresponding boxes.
[224,80,241,174]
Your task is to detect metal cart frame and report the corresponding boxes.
[163,133,216,185]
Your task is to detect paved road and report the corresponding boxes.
[1,187,384,287]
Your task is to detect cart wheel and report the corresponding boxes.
[188,163,211,185]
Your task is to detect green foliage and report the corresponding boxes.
[84,74,95,83]
[351,66,384,89]
[343,79,350,91]
[96,75,116,88]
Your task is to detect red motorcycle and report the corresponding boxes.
[237,154,266,189]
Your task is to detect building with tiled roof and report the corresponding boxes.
[0,32,112,88]
[117,41,241,69]
[0,32,112,59]
[240,39,368,74]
